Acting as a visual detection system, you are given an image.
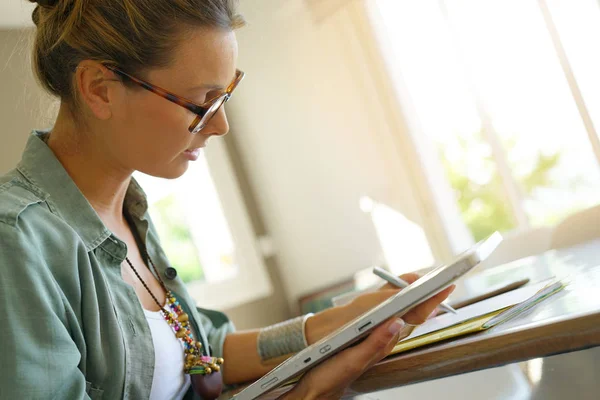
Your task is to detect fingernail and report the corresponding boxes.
[428,310,437,319]
[388,318,405,335]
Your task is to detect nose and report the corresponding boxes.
[201,106,229,138]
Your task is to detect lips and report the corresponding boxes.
[183,148,201,161]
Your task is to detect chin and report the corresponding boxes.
[140,162,189,180]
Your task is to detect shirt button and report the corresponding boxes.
[165,267,177,280]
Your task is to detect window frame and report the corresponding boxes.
[139,137,272,310]
[359,0,600,261]
[185,138,273,310]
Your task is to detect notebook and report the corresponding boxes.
[391,280,565,354]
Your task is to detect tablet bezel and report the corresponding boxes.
[235,232,502,400]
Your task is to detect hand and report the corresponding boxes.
[283,317,411,400]
[305,273,454,345]
[285,273,454,399]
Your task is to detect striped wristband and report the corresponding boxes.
[257,313,314,361]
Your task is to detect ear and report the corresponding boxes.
[74,60,117,120]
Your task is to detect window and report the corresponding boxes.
[134,139,272,310]
[367,0,600,243]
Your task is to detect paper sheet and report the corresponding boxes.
[401,280,555,342]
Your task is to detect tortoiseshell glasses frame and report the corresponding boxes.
[106,65,245,134]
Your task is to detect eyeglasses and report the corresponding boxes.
[106,65,245,134]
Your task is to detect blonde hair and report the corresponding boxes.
[28,0,244,102]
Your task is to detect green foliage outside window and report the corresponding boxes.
[441,132,562,242]
[150,194,204,283]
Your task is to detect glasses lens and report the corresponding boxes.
[190,95,226,134]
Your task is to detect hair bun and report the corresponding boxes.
[30,0,58,7]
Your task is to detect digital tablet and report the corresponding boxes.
[234,232,503,400]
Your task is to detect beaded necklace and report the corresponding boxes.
[125,255,224,399]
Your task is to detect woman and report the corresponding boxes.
[0,1,453,399]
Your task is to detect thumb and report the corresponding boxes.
[344,317,412,368]
[366,317,415,364]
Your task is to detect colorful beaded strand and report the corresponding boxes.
[124,257,224,375]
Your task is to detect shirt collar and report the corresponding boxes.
[125,177,149,221]
[17,131,150,252]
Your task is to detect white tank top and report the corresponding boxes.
[144,306,191,400]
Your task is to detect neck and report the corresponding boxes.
[47,104,131,227]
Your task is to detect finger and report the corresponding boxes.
[333,317,405,380]
[427,308,438,319]
[363,285,454,325]
[402,285,455,325]
[352,289,400,310]
[367,319,417,367]
[399,273,420,284]
[291,318,408,399]
[364,318,410,365]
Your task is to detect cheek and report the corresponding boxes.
[120,94,193,160]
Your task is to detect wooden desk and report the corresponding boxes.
[353,239,600,393]
[224,239,600,399]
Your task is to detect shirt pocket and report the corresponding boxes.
[85,381,104,400]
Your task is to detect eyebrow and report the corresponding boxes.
[190,71,238,92]
[186,83,225,93]
[198,84,225,90]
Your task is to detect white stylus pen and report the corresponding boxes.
[373,266,458,314]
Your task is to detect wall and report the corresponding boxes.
[0,29,55,173]
[228,0,430,306]
[220,133,291,328]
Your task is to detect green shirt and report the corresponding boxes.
[0,132,235,399]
